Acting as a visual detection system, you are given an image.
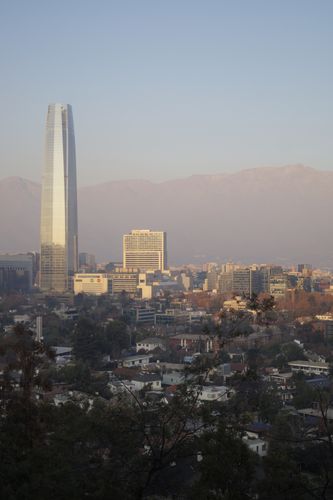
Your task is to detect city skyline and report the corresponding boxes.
[40,104,78,292]
[0,1,333,268]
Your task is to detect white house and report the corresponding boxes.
[197,385,230,402]
[132,373,162,391]
[13,314,31,324]
[121,354,152,368]
[108,379,136,395]
[136,337,166,353]
[52,346,73,365]
[162,371,186,386]
[243,437,267,457]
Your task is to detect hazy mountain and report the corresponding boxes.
[1,165,333,267]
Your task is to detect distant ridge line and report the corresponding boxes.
[1,164,333,267]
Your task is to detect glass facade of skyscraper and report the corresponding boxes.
[40,104,78,292]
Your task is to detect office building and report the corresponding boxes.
[297,263,312,276]
[288,360,330,377]
[218,271,233,293]
[108,268,139,295]
[179,272,193,291]
[74,273,108,295]
[269,274,288,298]
[79,252,96,271]
[0,253,34,292]
[123,230,167,272]
[218,268,261,296]
[203,268,219,291]
[132,306,156,323]
[40,104,78,292]
[232,269,253,295]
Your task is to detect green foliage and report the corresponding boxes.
[72,317,102,367]
[43,313,72,346]
[246,348,264,371]
[1,319,333,499]
[270,342,306,369]
[258,414,322,499]
[191,422,257,499]
[0,399,149,500]
[292,377,316,409]
[0,323,54,400]
[0,293,28,313]
[282,342,306,361]
[218,310,254,340]
[229,371,282,423]
[102,320,130,358]
[56,360,92,390]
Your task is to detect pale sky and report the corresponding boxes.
[1,0,333,185]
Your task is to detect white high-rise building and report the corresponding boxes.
[123,230,167,272]
[40,104,78,292]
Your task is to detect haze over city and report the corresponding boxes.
[1,1,333,185]
[2,164,333,266]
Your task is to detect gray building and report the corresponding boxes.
[218,268,261,296]
[0,253,34,291]
[79,252,96,271]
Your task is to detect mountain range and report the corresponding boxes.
[1,164,333,267]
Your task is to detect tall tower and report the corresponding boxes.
[40,104,78,292]
[123,230,167,272]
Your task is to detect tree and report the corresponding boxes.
[43,313,72,346]
[0,323,56,495]
[292,374,317,409]
[0,323,54,403]
[248,294,277,324]
[56,360,91,390]
[282,342,306,362]
[72,317,102,367]
[191,421,257,499]
[259,412,330,499]
[102,320,130,359]
[229,370,282,424]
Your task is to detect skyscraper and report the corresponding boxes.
[123,230,167,272]
[40,104,78,292]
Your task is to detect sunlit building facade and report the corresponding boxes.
[74,274,108,295]
[40,104,78,292]
[123,230,167,272]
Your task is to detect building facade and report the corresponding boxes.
[40,104,78,292]
[108,268,139,295]
[74,273,108,295]
[79,252,96,272]
[269,274,288,298]
[218,268,261,296]
[123,230,167,272]
[0,253,34,292]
